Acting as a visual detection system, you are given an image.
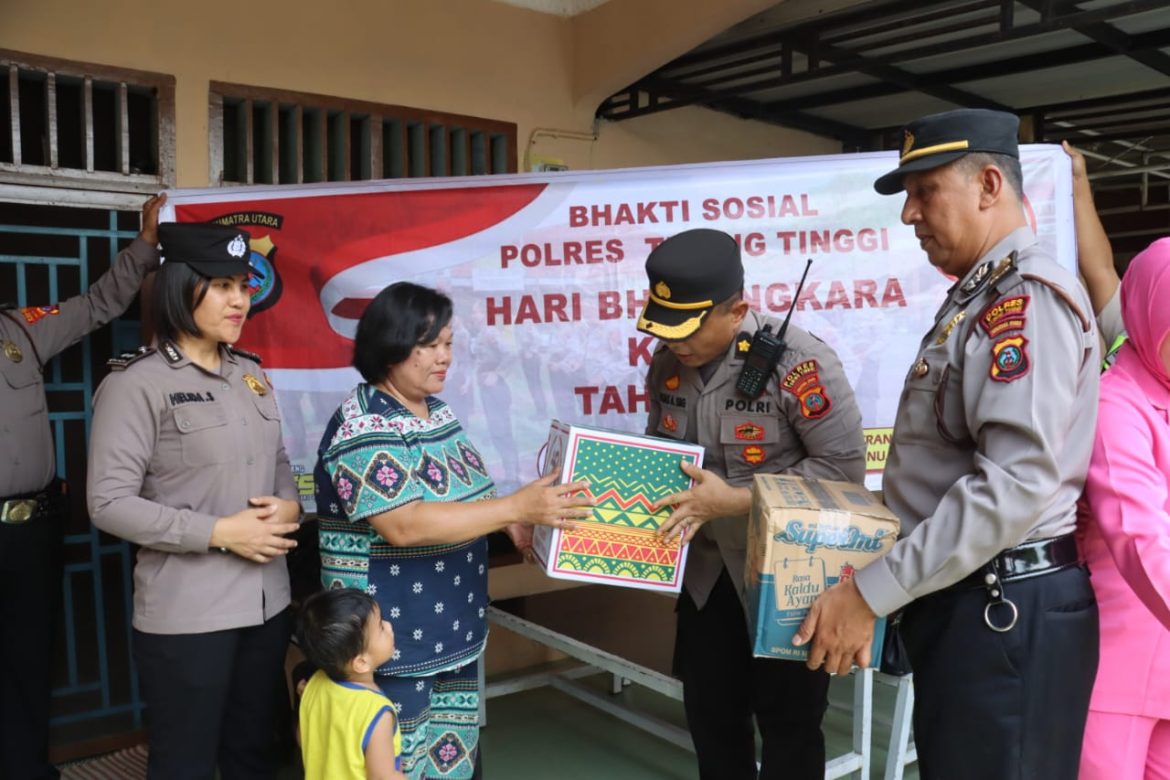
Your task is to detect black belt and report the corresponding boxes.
[0,480,65,525]
[954,534,1080,588]
[950,534,1081,633]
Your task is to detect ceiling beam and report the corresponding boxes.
[763,29,1170,114]
[673,21,1170,105]
[1016,0,1170,78]
[786,38,1010,112]
[604,75,873,147]
[666,0,1167,72]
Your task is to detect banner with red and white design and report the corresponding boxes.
[161,146,1074,506]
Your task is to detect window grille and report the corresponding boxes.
[209,82,517,185]
[0,49,175,193]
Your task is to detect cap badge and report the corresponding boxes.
[3,340,23,363]
[654,281,672,300]
[228,235,248,258]
[243,373,268,396]
[901,129,915,158]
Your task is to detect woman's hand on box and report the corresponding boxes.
[508,474,594,530]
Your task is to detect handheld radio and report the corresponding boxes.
[735,258,814,399]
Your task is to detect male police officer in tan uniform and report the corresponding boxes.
[796,109,1100,779]
[0,193,165,780]
[638,228,865,780]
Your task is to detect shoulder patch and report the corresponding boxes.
[989,336,1030,383]
[780,360,821,395]
[228,345,262,364]
[20,305,59,325]
[979,295,1030,338]
[107,346,155,371]
[780,359,832,419]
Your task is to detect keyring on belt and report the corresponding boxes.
[981,569,1019,633]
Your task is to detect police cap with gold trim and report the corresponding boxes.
[874,108,1020,195]
[636,228,743,341]
[159,222,253,278]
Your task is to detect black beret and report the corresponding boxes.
[636,228,743,341]
[874,108,1020,195]
[158,222,253,278]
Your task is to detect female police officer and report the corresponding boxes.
[87,223,301,780]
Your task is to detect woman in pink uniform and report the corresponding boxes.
[1079,236,1170,779]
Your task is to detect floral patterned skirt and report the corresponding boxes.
[377,661,480,779]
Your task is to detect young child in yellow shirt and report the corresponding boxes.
[298,588,405,780]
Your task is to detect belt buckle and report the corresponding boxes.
[0,499,38,524]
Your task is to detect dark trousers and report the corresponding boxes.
[901,565,1099,780]
[133,608,292,780]
[0,504,64,780]
[675,569,830,780]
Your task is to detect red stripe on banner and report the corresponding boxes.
[174,183,546,369]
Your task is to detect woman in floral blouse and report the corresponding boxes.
[314,282,590,779]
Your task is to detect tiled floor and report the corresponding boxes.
[68,669,918,779]
[481,668,920,779]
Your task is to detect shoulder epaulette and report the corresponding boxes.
[227,345,262,364]
[986,252,1022,293]
[107,346,155,371]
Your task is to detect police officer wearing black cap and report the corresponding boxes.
[637,228,865,780]
[0,194,165,780]
[796,109,1101,779]
[87,222,301,779]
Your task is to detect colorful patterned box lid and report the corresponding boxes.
[532,421,705,593]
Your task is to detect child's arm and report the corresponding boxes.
[364,708,407,780]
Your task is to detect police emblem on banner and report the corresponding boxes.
[212,212,285,316]
[990,336,1029,382]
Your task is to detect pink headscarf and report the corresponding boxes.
[1120,236,1170,390]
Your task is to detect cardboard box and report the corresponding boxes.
[532,421,704,594]
[745,474,899,664]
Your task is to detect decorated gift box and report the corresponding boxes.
[745,474,900,664]
[532,421,705,594]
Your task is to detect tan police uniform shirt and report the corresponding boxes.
[0,238,159,497]
[1097,286,1124,348]
[854,226,1100,618]
[645,310,866,609]
[87,341,299,634]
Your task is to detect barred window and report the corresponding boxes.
[0,49,175,193]
[209,82,517,185]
